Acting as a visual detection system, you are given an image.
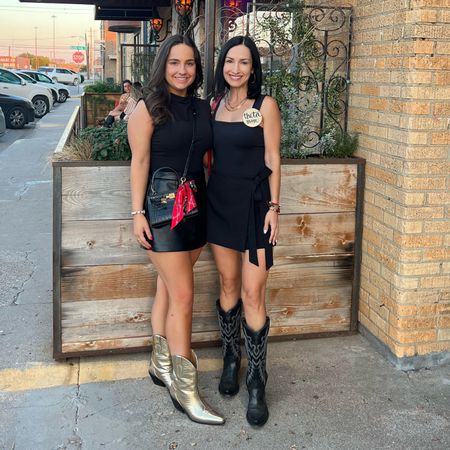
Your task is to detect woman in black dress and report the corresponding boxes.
[128,35,224,425]
[207,36,281,427]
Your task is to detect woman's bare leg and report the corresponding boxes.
[150,274,169,336]
[149,248,202,359]
[210,244,241,311]
[241,249,269,331]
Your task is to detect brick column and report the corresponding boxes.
[349,0,450,367]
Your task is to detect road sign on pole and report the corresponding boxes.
[72,51,85,63]
[70,45,86,50]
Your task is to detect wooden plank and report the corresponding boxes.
[62,336,152,353]
[61,306,349,349]
[276,212,355,254]
[268,322,350,336]
[268,306,350,328]
[280,164,357,213]
[61,166,131,221]
[60,297,224,330]
[60,163,357,221]
[61,219,141,266]
[60,258,351,302]
[60,320,352,353]
[61,212,355,267]
[61,264,155,301]
[267,259,353,289]
[267,284,352,308]
[62,311,221,343]
[61,290,350,330]
[60,261,220,302]
[61,334,221,353]
[62,298,152,328]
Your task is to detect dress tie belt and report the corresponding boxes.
[211,166,273,270]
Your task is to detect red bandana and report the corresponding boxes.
[171,181,197,229]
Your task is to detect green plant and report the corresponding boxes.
[80,121,131,160]
[83,81,122,93]
[258,0,356,158]
[54,121,131,161]
[323,130,358,158]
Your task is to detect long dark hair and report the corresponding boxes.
[121,79,131,93]
[144,35,203,125]
[213,36,262,100]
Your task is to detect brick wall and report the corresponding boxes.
[348,0,450,360]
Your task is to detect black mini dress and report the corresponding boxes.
[145,94,212,252]
[207,95,273,269]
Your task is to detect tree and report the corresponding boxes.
[18,53,50,68]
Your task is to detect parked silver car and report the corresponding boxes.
[18,69,70,103]
[0,106,6,137]
[38,67,80,85]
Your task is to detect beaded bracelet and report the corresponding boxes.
[268,201,281,213]
[131,209,145,216]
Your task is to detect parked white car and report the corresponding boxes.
[0,68,53,118]
[38,67,80,86]
[15,71,58,105]
[18,69,70,103]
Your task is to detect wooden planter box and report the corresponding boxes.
[52,158,365,359]
[80,92,122,128]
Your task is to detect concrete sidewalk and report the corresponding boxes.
[0,100,449,450]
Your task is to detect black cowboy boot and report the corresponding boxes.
[242,317,270,427]
[216,299,242,396]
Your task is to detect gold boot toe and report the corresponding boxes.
[169,351,225,425]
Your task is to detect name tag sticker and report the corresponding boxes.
[243,108,262,127]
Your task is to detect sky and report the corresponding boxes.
[0,0,100,62]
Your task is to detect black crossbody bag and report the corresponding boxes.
[146,104,198,228]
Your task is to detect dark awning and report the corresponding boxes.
[19,0,171,20]
[19,1,170,6]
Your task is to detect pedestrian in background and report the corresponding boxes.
[122,81,143,121]
[104,79,132,127]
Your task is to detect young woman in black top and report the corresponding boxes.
[207,36,281,427]
[128,35,224,426]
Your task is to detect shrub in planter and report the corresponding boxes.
[83,81,122,93]
[53,121,131,161]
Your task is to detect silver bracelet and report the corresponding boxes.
[131,209,145,216]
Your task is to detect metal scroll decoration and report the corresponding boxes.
[215,1,352,157]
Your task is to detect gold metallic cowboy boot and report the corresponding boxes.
[148,335,172,388]
[169,350,225,425]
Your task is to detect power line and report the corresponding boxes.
[0,33,97,42]
[0,6,92,14]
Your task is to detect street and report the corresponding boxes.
[0,97,449,450]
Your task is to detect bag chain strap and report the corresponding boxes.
[180,98,197,184]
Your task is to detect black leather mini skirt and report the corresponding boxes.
[144,174,206,252]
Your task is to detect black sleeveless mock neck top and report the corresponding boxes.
[150,94,212,178]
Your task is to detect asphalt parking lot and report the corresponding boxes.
[0,81,87,154]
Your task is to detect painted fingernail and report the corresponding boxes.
[264,229,268,234]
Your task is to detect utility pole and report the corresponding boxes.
[51,15,56,62]
[85,32,90,80]
[34,27,38,69]
[90,27,93,79]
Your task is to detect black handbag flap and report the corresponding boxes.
[150,167,180,196]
